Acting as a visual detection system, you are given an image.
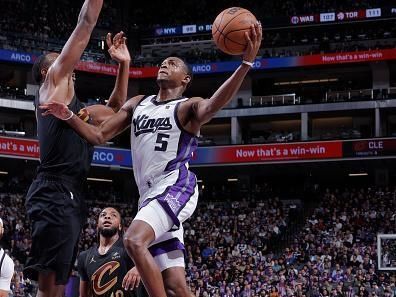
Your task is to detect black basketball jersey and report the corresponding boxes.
[77,238,146,297]
[35,95,94,181]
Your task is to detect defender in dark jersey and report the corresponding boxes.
[23,1,131,296]
[78,208,147,297]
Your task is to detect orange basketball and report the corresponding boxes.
[212,7,258,55]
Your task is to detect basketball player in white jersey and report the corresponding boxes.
[0,218,14,297]
[40,22,262,297]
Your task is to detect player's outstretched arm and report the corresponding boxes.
[106,31,131,112]
[50,0,104,83]
[191,22,262,125]
[39,96,144,145]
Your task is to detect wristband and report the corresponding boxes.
[63,110,74,121]
[242,60,254,67]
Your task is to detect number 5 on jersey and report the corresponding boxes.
[155,133,170,151]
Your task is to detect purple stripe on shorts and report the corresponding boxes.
[165,132,197,172]
[149,238,185,257]
[176,171,197,216]
[139,166,197,229]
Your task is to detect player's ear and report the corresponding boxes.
[41,68,48,81]
[118,224,122,231]
[182,74,191,86]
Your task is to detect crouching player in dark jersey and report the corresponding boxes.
[78,208,147,297]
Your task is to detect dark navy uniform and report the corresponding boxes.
[24,95,94,285]
[77,238,147,297]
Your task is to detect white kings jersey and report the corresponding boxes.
[131,95,199,205]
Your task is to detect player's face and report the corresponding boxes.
[98,208,121,238]
[156,57,189,87]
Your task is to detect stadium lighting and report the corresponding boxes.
[4,130,25,136]
[87,177,113,182]
[0,171,8,175]
[348,173,368,177]
[274,78,338,86]
[227,178,238,182]
[197,179,203,183]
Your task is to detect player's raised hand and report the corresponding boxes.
[39,101,72,120]
[122,266,141,290]
[107,31,131,63]
[242,21,262,63]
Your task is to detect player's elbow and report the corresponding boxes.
[197,105,216,125]
[77,18,96,31]
[87,131,106,146]
[194,101,216,125]
[94,132,107,145]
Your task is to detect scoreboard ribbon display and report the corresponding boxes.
[1,49,396,77]
[1,136,396,168]
[343,139,396,158]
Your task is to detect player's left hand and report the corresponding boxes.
[242,21,262,63]
[122,266,141,290]
[107,31,131,64]
[39,101,72,120]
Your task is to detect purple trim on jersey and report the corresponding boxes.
[173,101,196,137]
[139,165,197,229]
[164,101,198,172]
[149,238,185,257]
[165,132,197,172]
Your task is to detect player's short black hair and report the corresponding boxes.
[32,53,58,84]
[179,57,193,88]
[32,55,47,84]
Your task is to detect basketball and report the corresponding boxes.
[212,7,258,55]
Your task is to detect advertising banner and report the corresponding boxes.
[191,141,343,165]
[191,49,396,74]
[0,136,40,158]
[2,49,396,77]
[74,61,158,79]
[0,49,37,64]
[91,147,132,167]
[1,136,395,167]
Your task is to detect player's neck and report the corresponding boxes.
[157,87,184,101]
[99,233,119,253]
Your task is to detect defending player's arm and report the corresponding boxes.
[39,96,144,145]
[77,252,92,297]
[106,31,131,112]
[76,31,131,126]
[189,23,262,125]
[49,0,103,84]
[122,267,141,290]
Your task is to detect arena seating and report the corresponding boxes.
[0,175,395,296]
